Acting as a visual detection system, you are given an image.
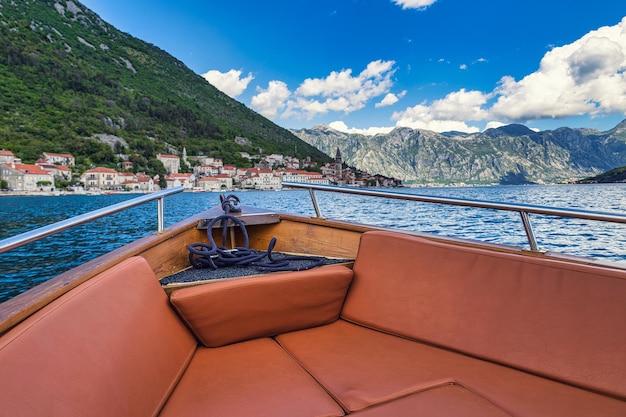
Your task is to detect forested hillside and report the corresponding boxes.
[0,0,329,167]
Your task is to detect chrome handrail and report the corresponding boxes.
[0,187,184,255]
[283,182,626,252]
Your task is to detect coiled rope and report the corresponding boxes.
[187,195,325,272]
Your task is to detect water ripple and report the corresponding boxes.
[1,184,625,302]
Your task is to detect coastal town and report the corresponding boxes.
[0,147,400,195]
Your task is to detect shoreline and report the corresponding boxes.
[0,190,152,197]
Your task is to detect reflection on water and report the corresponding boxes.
[1,184,625,302]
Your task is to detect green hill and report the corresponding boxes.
[0,0,329,167]
[578,166,626,183]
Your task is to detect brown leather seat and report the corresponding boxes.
[3,229,626,416]
[0,257,197,417]
[277,231,626,416]
[0,258,350,417]
[278,320,626,416]
[159,338,344,417]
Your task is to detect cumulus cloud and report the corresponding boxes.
[201,69,254,98]
[250,81,291,119]
[484,121,506,130]
[490,16,626,121]
[392,0,438,10]
[389,17,626,132]
[251,60,398,120]
[392,89,489,132]
[376,91,407,108]
[328,121,395,135]
[247,18,625,134]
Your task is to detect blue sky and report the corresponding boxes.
[80,0,626,134]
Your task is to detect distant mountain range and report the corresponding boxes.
[0,0,329,166]
[292,121,626,185]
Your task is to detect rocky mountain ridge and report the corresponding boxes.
[292,121,626,185]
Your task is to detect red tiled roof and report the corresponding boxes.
[86,167,118,174]
[5,163,51,176]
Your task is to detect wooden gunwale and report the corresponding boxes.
[3,205,624,335]
[0,210,208,335]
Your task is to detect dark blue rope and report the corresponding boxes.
[188,195,326,272]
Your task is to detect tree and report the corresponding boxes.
[147,158,167,189]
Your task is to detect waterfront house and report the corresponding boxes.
[117,172,138,190]
[80,167,119,190]
[0,163,55,191]
[276,169,330,185]
[165,173,195,190]
[135,173,156,192]
[119,171,156,192]
[247,168,282,190]
[197,174,233,191]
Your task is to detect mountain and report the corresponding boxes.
[291,122,626,185]
[0,0,330,166]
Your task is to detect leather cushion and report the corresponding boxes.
[277,320,626,416]
[170,265,353,347]
[159,338,345,417]
[341,231,626,399]
[0,257,197,417]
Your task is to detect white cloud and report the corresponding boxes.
[328,121,395,136]
[247,18,626,134]
[250,81,291,119]
[484,121,505,130]
[252,60,398,120]
[391,89,489,132]
[392,0,438,10]
[388,17,626,132]
[459,64,467,70]
[375,90,407,108]
[201,69,254,98]
[490,16,626,121]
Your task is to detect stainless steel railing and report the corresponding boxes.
[283,182,626,252]
[0,187,184,255]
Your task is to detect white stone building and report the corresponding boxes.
[0,150,21,164]
[246,168,282,190]
[157,154,180,174]
[276,169,329,185]
[42,152,75,167]
[165,173,195,190]
[0,163,55,191]
[80,167,119,190]
[197,174,233,191]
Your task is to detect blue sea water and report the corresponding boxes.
[1,183,625,302]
